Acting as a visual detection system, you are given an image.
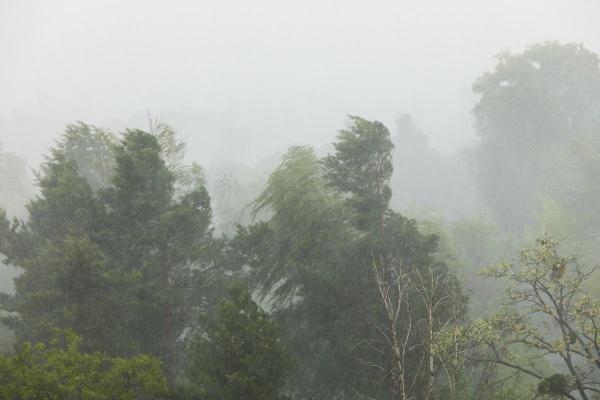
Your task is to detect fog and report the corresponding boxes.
[3,2,600,399]
[2,0,599,166]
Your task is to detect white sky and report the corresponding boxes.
[1,0,599,165]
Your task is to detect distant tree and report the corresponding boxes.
[535,133,600,273]
[471,42,600,232]
[208,164,265,237]
[390,114,480,219]
[0,330,167,400]
[447,214,517,317]
[0,143,34,351]
[149,117,206,197]
[0,142,33,219]
[52,122,117,191]
[186,284,291,400]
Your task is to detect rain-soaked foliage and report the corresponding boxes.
[2,4,600,399]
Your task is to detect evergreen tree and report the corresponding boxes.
[0,124,219,383]
[187,284,291,400]
[323,115,393,232]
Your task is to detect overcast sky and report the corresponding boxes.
[1,0,600,166]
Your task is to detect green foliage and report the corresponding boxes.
[149,118,206,197]
[535,133,600,267]
[0,124,220,383]
[248,146,360,303]
[418,211,517,317]
[323,115,394,231]
[441,237,600,400]
[471,41,600,232]
[51,122,117,191]
[187,284,291,400]
[0,144,33,352]
[0,330,167,399]
[236,116,467,399]
[2,236,126,354]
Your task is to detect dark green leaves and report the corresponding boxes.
[187,285,291,400]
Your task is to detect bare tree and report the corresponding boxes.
[368,256,465,400]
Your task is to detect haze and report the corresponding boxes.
[4,2,600,399]
[2,0,599,165]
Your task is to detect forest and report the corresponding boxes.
[2,33,600,400]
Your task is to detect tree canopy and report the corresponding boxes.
[0,330,167,400]
[0,124,221,384]
[187,284,291,400]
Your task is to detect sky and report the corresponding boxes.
[1,0,600,166]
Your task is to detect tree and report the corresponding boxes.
[389,114,480,219]
[534,132,600,277]
[247,145,359,304]
[0,330,167,400]
[0,143,34,351]
[371,256,465,400]
[0,142,33,219]
[471,42,600,232]
[208,164,265,237]
[323,115,393,233]
[441,237,600,400]
[0,236,126,354]
[149,117,206,197]
[186,284,291,400]
[236,116,467,399]
[0,124,219,383]
[52,122,117,191]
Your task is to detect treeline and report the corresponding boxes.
[1,41,600,399]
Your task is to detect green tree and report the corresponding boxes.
[534,133,600,272]
[52,122,117,191]
[0,236,126,354]
[0,330,167,400]
[323,115,393,232]
[237,117,467,399]
[440,238,600,400]
[471,42,600,232]
[0,124,219,383]
[187,284,291,400]
[0,143,34,351]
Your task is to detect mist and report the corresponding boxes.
[2,2,600,399]
[2,0,599,166]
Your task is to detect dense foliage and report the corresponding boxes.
[0,330,167,399]
[1,41,600,400]
[0,124,221,384]
[234,116,467,399]
[471,42,600,232]
[187,284,291,400]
